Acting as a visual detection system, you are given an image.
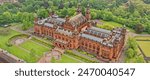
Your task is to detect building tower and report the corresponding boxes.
[85,4,91,20]
[76,3,82,15]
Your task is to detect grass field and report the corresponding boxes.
[20,40,50,56]
[97,20,135,32]
[0,27,33,62]
[101,20,123,27]
[135,36,150,40]
[137,41,150,57]
[54,55,80,63]
[0,27,51,62]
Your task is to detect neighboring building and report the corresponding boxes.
[34,4,126,62]
[0,0,18,5]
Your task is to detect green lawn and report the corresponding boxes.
[97,20,135,32]
[137,41,150,57]
[0,28,34,62]
[0,27,51,62]
[97,20,122,30]
[135,36,150,40]
[101,20,123,27]
[20,40,50,57]
[54,55,80,63]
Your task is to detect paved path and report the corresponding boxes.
[0,57,8,63]
[128,31,150,37]
[38,52,52,63]
[145,57,150,61]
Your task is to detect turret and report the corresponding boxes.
[65,15,70,22]
[76,3,82,15]
[34,17,38,23]
[73,27,79,35]
[85,4,91,20]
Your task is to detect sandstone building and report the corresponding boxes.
[34,5,126,61]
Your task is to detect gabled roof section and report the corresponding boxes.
[89,27,111,34]
[84,26,111,38]
[80,33,103,43]
[44,23,53,28]
[69,13,87,27]
[56,27,73,36]
[47,17,66,25]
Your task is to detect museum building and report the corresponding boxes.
[34,4,126,61]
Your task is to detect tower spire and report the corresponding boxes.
[85,3,91,20]
[76,3,82,15]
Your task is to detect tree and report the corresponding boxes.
[37,8,49,18]
[91,11,97,19]
[58,0,64,9]
[128,0,135,13]
[22,19,32,30]
[68,8,76,16]
[135,56,145,63]
[147,25,150,34]
[135,24,144,34]
[115,0,128,7]
[143,0,150,4]
[126,48,135,58]
[18,0,25,3]
[127,37,138,50]
[2,11,12,24]
[60,8,68,17]
[68,1,73,8]
[15,12,22,22]
[43,0,49,9]
[125,37,139,62]
[25,4,34,12]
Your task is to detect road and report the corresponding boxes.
[0,57,8,63]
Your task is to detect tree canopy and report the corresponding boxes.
[0,0,150,33]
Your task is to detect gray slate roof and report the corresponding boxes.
[69,14,87,27]
[90,27,111,34]
[81,33,103,43]
[56,27,72,36]
[85,27,111,38]
[44,23,53,28]
[47,17,66,25]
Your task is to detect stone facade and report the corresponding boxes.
[34,5,126,61]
